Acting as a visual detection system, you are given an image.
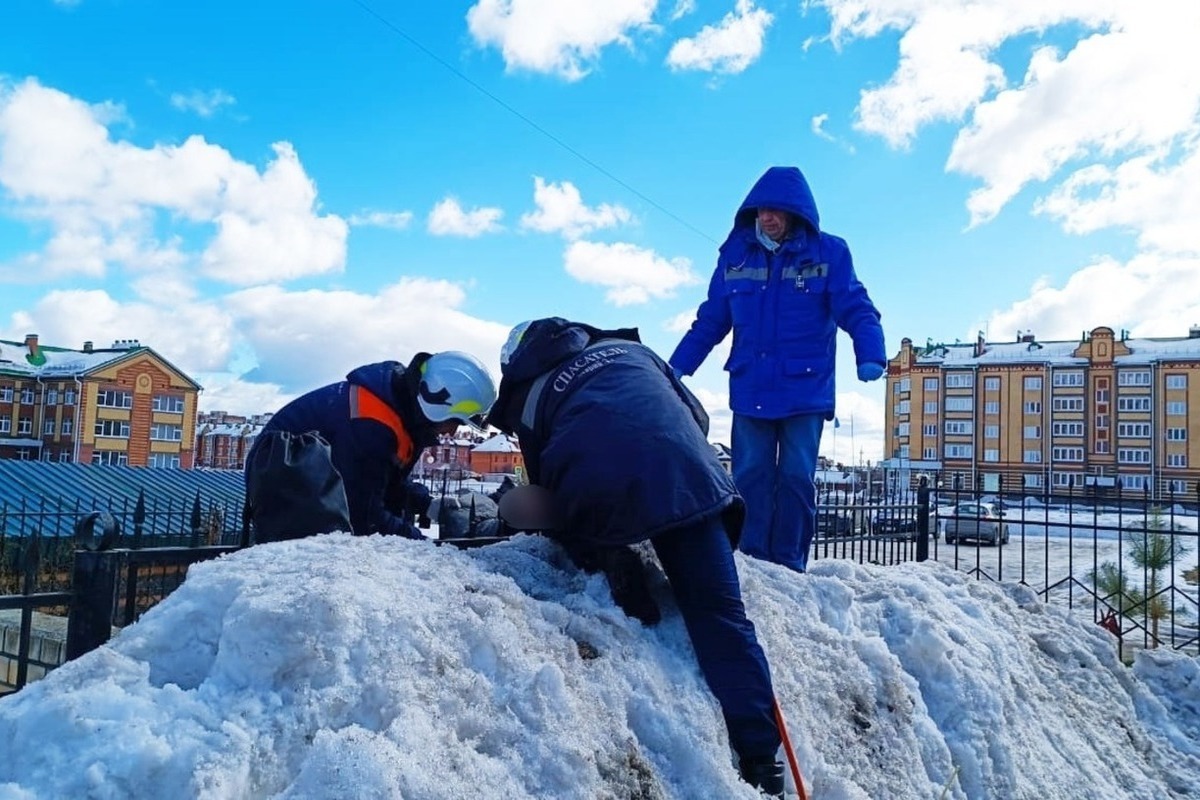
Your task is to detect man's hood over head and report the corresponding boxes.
[732,166,820,234]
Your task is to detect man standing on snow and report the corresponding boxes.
[244,352,496,544]
[670,166,886,573]
[487,317,786,796]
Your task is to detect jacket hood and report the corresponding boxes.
[486,317,639,431]
[346,361,404,404]
[732,166,820,234]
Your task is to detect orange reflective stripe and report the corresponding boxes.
[350,385,414,465]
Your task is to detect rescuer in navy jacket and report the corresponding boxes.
[486,317,786,796]
[245,352,496,543]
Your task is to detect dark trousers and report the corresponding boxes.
[652,516,781,760]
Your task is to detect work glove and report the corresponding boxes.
[857,362,885,382]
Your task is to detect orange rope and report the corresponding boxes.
[773,696,808,800]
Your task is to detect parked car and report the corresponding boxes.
[816,509,854,538]
[872,510,934,541]
[944,502,1009,545]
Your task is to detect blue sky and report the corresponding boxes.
[2,0,1198,463]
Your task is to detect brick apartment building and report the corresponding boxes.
[194,411,273,470]
[0,334,201,467]
[883,325,1200,497]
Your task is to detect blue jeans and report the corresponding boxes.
[652,516,781,760]
[732,413,824,572]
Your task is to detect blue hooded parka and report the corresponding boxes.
[670,166,886,419]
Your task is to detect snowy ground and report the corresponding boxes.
[1,534,1198,799]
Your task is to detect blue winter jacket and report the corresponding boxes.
[486,318,743,547]
[670,166,886,420]
[252,361,428,539]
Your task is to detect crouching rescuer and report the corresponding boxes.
[486,317,787,796]
[244,352,496,544]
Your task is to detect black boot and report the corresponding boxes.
[739,756,784,797]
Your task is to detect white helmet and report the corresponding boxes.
[417,351,497,428]
[501,320,534,367]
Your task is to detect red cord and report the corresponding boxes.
[773,696,808,800]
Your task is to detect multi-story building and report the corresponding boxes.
[469,433,524,478]
[883,326,1200,498]
[0,334,201,467]
[195,411,273,470]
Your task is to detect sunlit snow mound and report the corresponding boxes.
[0,534,1197,799]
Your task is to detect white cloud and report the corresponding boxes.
[192,372,297,418]
[519,177,632,239]
[347,210,415,230]
[811,113,834,141]
[666,0,773,74]
[427,197,504,238]
[978,252,1200,344]
[669,0,696,21]
[0,79,348,284]
[225,278,510,392]
[466,0,657,81]
[1035,139,1200,255]
[169,89,236,118]
[3,289,238,373]
[564,240,699,305]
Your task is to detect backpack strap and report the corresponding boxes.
[350,385,415,466]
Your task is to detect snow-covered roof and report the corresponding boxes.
[471,435,520,453]
[914,333,1200,368]
[0,337,200,387]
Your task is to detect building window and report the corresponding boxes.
[17,418,32,435]
[1117,448,1151,464]
[43,419,55,435]
[19,388,34,404]
[1096,414,1109,429]
[898,422,910,437]
[96,389,133,409]
[148,453,182,469]
[1165,374,1187,390]
[1024,401,1042,414]
[1025,474,1043,488]
[984,377,1000,391]
[1119,475,1148,490]
[0,415,9,433]
[1052,447,1084,462]
[58,451,70,462]
[1052,472,1082,487]
[152,395,185,413]
[1169,479,1188,494]
[1117,422,1152,438]
[1096,440,1111,454]
[898,378,911,393]
[946,397,973,412]
[0,387,12,402]
[1118,370,1151,387]
[1053,371,1084,387]
[150,423,183,442]
[91,451,128,466]
[1023,450,1042,463]
[984,401,999,414]
[1117,396,1151,412]
[46,389,58,404]
[946,372,974,388]
[1052,422,1085,437]
[1167,453,1188,467]
[899,445,910,459]
[94,419,131,438]
[923,424,937,436]
[64,390,76,405]
[17,448,31,460]
[1053,397,1084,412]
[985,425,999,438]
[924,378,939,392]
[923,447,937,459]
[945,421,973,435]
[983,449,999,462]
[1025,376,1043,391]
[924,402,937,414]
[1024,426,1041,439]
[1166,428,1187,441]
[1167,401,1186,415]
[944,444,973,459]
[62,418,73,435]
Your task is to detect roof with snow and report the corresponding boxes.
[0,337,200,388]
[472,435,520,453]
[914,330,1200,368]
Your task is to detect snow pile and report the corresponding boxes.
[0,534,1197,799]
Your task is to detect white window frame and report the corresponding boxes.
[1024,401,1042,414]
[1052,447,1084,462]
[1117,448,1151,464]
[1167,401,1186,416]
[1024,426,1041,439]
[1165,374,1187,390]
[1053,397,1084,412]
[1117,396,1152,412]
[1117,422,1152,438]
[1053,371,1085,387]
[924,378,939,391]
[1118,370,1151,387]
[946,372,974,389]
[945,420,973,435]
[1167,453,1188,467]
[984,401,999,414]
[984,377,1000,391]
[946,397,974,412]
[1166,428,1187,441]
[1025,376,1043,391]
[1023,450,1042,463]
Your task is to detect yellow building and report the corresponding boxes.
[0,334,201,468]
[883,326,1200,498]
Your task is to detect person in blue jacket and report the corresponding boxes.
[670,166,886,572]
[245,352,496,544]
[487,317,786,797]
